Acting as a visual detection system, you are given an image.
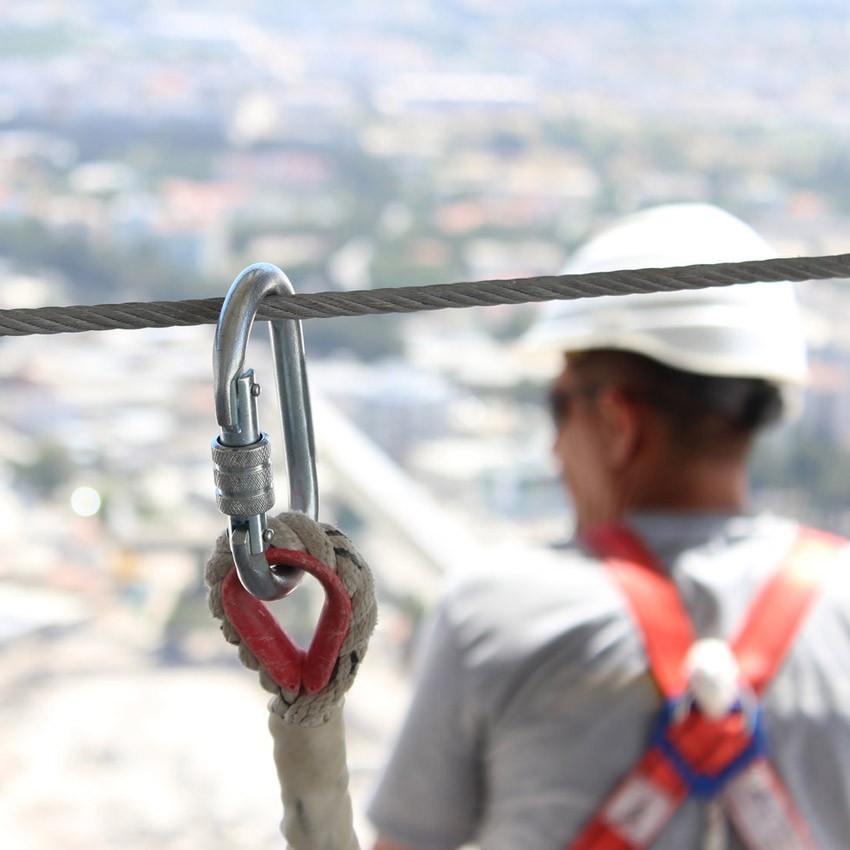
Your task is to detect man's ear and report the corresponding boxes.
[595,388,643,469]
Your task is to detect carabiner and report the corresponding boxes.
[211,262,318,601]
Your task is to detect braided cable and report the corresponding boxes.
[2,253,849,337]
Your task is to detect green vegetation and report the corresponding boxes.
[10,439,76,498]
[304,314,403,360]
[0,25,75,57]
[0,220,210,301]
[752,426,850,533]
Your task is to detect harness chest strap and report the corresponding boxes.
[566,525,845,850]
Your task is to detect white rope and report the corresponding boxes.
[703,800,729,850]
[1,252,849,336]
[205,511,378,727]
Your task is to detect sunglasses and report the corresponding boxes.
[548,384,601,426]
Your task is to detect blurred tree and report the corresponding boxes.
[11,438,76,498]
[303,314,402,361]
[752,426,850,532]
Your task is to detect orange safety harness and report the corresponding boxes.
[567,524,845,850]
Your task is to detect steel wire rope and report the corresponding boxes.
[0,253,848,337]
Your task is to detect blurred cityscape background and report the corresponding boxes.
[1,1,850,848]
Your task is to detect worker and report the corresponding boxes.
[366,203,850,850]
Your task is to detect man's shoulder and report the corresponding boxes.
[434,540,623,660]
[443,539,606,606]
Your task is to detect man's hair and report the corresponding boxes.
[568,349,784,454]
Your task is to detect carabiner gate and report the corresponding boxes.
[211,263,318,601]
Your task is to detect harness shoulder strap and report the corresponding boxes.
[568,523,846,850]
[581,525,693,698]
[733,526,846,694]
[583,524,845,695]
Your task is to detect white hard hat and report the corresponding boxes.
[521,203,807,387]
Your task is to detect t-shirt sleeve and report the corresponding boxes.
[366,601,483,850]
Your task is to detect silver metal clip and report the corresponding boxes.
[211,263,318,600]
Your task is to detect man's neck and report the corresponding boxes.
[623,454,750,516]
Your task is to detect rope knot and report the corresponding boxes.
[206,511,377,726]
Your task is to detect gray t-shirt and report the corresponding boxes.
[367,513,850,850]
